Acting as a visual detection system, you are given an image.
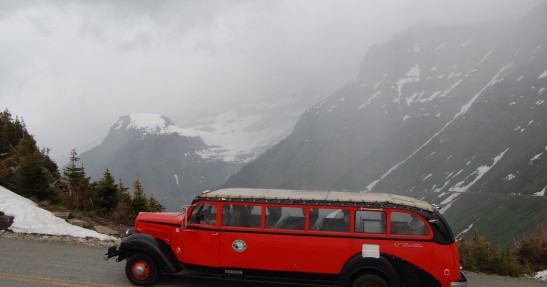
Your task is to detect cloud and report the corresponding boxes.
[0,0,542,163]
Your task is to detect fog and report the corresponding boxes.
[0,0,542,163]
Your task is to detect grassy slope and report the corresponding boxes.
[443,192,547,247]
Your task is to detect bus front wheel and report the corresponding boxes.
[352,274,388,287]
[125,253,158,286]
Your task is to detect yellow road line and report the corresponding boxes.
[0,272,124,287]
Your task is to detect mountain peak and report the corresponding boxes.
[112,114,198,137]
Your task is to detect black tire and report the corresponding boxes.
[352,274,388,287]
[125,253,158,286]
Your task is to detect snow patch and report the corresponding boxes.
[539,68,547,79]
[530,152,543,164]
[457,223,474,238]
[418,80,462,103]
[0,186,115,241]
[112,119,124,130]
[475,50,493,68]
[462,40,470,47]
[460,65,510,114]
[534,185,546,196]
[127,114,199,137]
[397,65,421,99]
[439,193,460,214]
[359,91,382,110]
[504,174,516,181]
[534,270,547,281]
[450,148,509,192]
[192,109,296,163]
[374,81,382,89]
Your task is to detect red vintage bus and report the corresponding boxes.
[105,188,467,287]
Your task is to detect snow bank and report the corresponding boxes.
[0,186,115,241]
[534,270,547,281]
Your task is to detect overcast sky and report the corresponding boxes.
[0,0,543,164]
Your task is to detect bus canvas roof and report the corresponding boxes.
[199,188,435,212]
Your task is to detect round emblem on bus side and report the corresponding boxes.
[232,240,247,252]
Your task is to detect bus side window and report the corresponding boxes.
[222,204,261,228]
[189,203,217,226]
[390,212,429,236]
[310,208,350,232]
[355,211,386,234]
[266,206,305,230]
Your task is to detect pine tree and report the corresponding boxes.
[13,137,58,202]
[95,168,118,215]
[41,147,60,181]
[0,110,30,190]
[148,195,165,212]
[131,179,149,215]
[0,110,59,202]
[63,149,92,210]
[112,179,133,224]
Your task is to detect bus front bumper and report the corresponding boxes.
[450,272,467,287]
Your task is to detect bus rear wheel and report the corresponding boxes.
[352,274,388,287]
[125,253,158,286]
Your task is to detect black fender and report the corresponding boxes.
[116,233,180,274]
[339,253,400,287]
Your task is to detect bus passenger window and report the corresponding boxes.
[189,203,217,226]
[355,210,386,234]
[266,206,304,230]
[310,208,350,232]
[390,212,428,236]
[222,204,261,228]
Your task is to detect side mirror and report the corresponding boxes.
[181,205,192,228]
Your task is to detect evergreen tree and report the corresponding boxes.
[113,179,133,224]
[131,179,149,214]
[95,168,118,214]
[0,110,30,190]
[0,109,59,202]
[41,147,60,180]
[148,195,165,212]
[63,149,92,210]
[13,137,58,202]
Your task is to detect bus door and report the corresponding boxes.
[175,202,219,267]
[219,204,265,270]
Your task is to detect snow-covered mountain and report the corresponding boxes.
[223,3,547,246]
[79,92,321,211]
[79,113,238,211]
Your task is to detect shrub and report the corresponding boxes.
[458,228,524,277]
[516,225,547,273]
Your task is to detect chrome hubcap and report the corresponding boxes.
[133,265,145,277]
[131,261,150,280]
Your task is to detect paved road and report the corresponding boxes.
[0,236,289,287]
[0,237,544,286]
